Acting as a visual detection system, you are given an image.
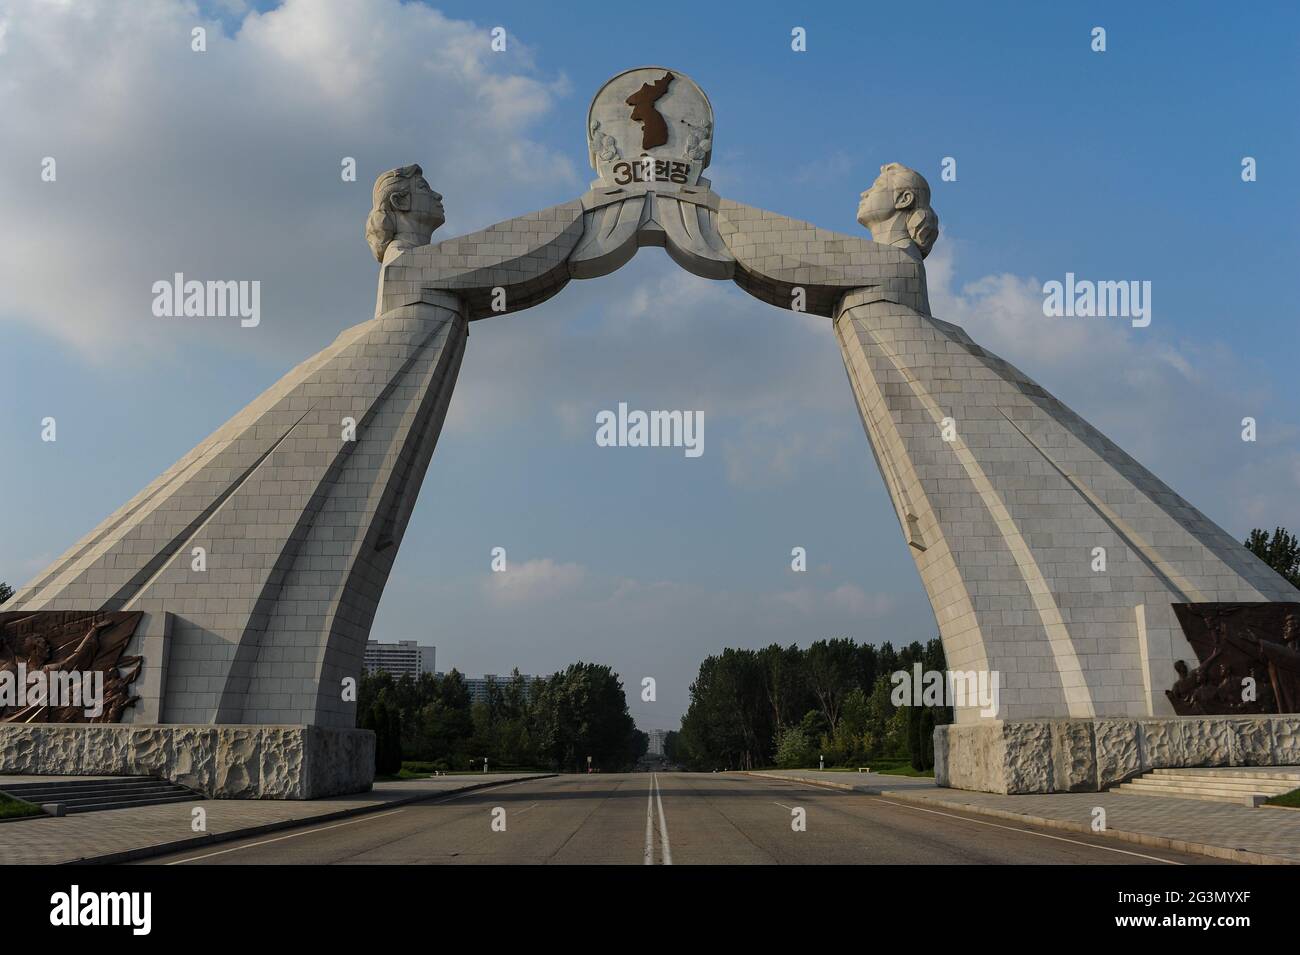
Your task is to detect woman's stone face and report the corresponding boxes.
[857,174,897,227]
[407,176,445,233]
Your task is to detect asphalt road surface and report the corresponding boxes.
[140,773,1222,865]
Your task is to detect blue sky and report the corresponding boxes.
[2,0,1298,729]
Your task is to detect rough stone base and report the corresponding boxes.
[934,716,1300,794]
[0,724,375,799]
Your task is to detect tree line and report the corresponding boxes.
[672,638,951,773]
[668,527,1300,773]
[357,662,647,775]
[2,522,1297,776]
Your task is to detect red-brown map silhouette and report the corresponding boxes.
[625,72,674,150]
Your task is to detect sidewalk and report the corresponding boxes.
[877,787,1300,865]
[746,769,1300,864]
[0,773,553,865]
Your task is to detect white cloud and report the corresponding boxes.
[0,0,577,357]
[444,258,851,450]
[925,237,1300,536]
[772,584,895,618]
[443,216,1300,527]
[481,557,586,604]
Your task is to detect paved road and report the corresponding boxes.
[139,773,1224,865]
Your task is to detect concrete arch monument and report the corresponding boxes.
[5,67,1298,797]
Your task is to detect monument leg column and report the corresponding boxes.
[835,288,1300,794]
[834,291,1011,724]
[1,293,470,798]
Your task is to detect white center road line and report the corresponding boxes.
[653,772,673,865]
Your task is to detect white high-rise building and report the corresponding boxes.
[457,673,541,705]
[364,640,436,679]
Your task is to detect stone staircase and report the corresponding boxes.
[1113,767,1300,806]
[0,776,202,814]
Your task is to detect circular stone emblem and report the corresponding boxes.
[586,66,714,188]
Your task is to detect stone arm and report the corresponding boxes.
[375,186,930,322]
[376,200,586,320]
[713,198,930,317]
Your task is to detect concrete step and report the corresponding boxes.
[10,784,187,804]
[1115,784,1266,806]
[1113,766,1300,807]
[64,793,200,814]
[1118,780,1285,800]
[1,780,180,799]
[2,777,161,792]
[0,776,201,814]
[1122,776,1296,795]
[1149,767,1300,784]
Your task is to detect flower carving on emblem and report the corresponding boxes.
[590,120,620,161]
[681,119,712,161]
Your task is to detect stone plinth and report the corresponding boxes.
[0,724,374,799]
[935,716,1300,794]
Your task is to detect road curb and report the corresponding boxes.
[875,789,1297,866]
[743,774,894,795]
[743,771,864,792]
[67,774,557,866]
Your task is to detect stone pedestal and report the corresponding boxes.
[935,716,1300,794]
[0,724,374,799]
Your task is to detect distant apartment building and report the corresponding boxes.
[364,640,436,679]
[450,673,543,705]
[647,729,668,756]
